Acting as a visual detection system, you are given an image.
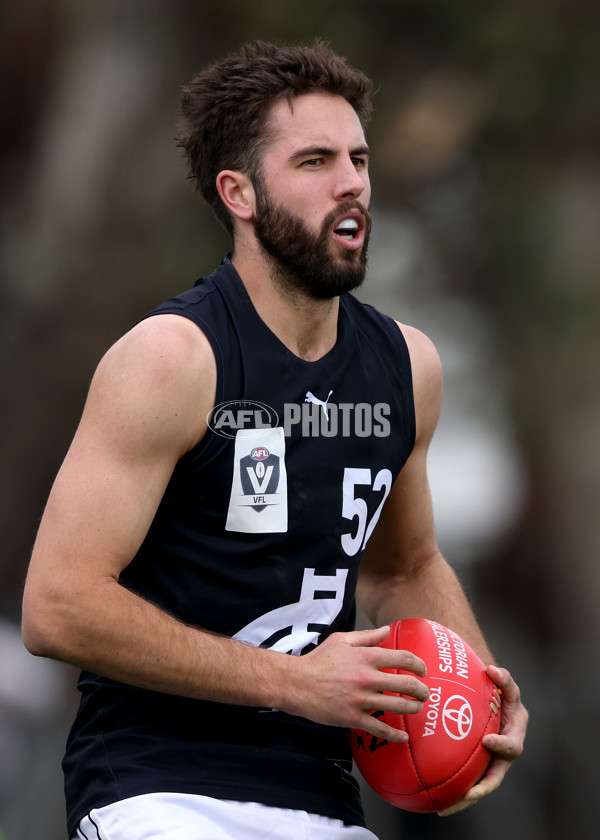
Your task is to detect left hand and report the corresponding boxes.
[438,664,528,817]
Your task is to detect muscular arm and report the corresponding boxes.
[22,315,268,702]
[358,322,527,812]
[358,325,493,660]
[358,324,489,649]
[22,314,428,743]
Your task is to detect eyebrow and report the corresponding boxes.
[290,144,370,161]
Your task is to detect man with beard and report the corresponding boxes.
[22,40,527,840]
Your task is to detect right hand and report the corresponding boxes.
[284,625,429,742]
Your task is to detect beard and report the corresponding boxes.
[252,180,372,301]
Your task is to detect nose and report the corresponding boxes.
[333,155,368,203]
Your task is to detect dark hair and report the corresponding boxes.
[176,40,374,236]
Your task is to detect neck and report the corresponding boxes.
[231,246,340,363]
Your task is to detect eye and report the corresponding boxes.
[352,156,368,169]
[301,158,324,168]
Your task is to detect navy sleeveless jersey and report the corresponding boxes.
[63,257,416,835]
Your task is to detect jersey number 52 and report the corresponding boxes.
[341,468,392,557]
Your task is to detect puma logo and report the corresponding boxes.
[305,389,333,420]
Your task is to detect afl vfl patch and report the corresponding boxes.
[225,427,288,533]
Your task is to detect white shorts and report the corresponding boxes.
[73,792,379,840]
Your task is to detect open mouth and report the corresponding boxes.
[333,218,361,240]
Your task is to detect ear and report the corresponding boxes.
[216,170,256,222]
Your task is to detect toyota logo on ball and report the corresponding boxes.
[442,695,473,740]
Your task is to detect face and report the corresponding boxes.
[251,93,372,300]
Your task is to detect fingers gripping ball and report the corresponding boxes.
[348,619,501,813]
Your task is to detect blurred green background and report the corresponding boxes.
[1,1,598,838]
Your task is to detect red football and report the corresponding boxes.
[348,618,501,813]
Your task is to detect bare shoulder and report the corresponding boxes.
[102,312,214,377]
[395,321,443,445]
[396,322,442,381]
[86,313,217,457]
